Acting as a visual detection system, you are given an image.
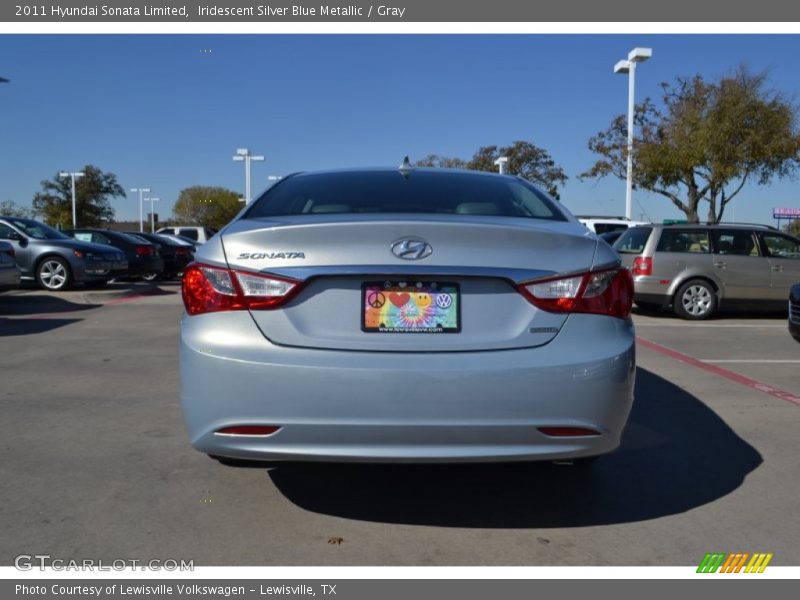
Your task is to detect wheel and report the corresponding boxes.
[36,257,72,291]
[674,279,717,320]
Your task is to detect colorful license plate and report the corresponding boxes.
[362,281,460,333]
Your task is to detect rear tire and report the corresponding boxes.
[674,279,717,320]
[36,257,72,291]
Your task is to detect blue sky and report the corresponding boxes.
[1,34,800,225]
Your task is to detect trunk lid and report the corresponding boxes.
[221,215,599,352]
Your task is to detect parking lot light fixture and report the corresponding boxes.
[59,171,85,228]
[130,187,151,232]
[494,156,509,174]
[615,47,652,220]
[233,148,265,205]
[144,197,160,233]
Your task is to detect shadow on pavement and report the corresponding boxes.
[265,368,762,528]
[0,294,100,316]
[0,317,84,336]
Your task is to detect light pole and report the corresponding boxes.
[130,187,151,232]
[614,47,652,220]
[233,148,265,204]
[59,171,85,228]
[144,197,160,233]
[494,156,508,174]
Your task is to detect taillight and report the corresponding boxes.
[135,245,154,256]
[175,247,189,256]
[181,262,302,316]
[518,268,633,319]
[632,256,653,276]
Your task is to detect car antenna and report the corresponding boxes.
[398,155,414,177]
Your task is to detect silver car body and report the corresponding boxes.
[615,224,800,312]
[0,240,21,291]
[180,168,636,463]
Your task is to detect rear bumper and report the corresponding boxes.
[180,312,636,463]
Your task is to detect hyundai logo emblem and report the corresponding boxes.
[391,238,433,260]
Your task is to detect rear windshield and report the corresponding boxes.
[245,171,567,221]
[613,227,652,254]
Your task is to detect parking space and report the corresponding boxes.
[0,289,798,566]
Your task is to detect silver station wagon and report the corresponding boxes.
[614,223,800,319]
[180,167,636,465]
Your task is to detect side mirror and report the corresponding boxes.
[6,230,26,244]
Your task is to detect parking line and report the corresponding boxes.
[636,336,800,408]
[700,359,800,364]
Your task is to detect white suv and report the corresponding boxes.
[156,226,218,245]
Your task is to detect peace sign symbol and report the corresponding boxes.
[367,291,386,308]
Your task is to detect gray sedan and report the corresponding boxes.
[180,168,635,465]
[0,217,128,291]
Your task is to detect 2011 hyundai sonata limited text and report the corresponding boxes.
[180,167,636,465]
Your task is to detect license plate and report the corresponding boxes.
[362,281,460,333]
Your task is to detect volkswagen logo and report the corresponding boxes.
[391,237,433,260]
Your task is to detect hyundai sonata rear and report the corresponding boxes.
[180,168,635,464]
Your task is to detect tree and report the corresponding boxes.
[415,154,468,169]
[786,219,800,237]
[581,68,800,223]
[32,165,124,228]
[0,200,32,218]
[466,141,568,198]
[415,140,568,199]
[172,186,241,229]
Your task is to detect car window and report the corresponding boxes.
[6,218,69,240]
[160,228,175,235]
[205,228,218,237]
[656,230,709,254]
[594,223,628,235]
[761,234,800,259]
[0,223,15,239]
[712,230,759,256]
[91,233,110,245]
[613,227,652,254]
[73,232,93,243]
[179,229,199,241]
[246,171,566,221]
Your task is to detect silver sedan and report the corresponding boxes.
[180,167,635,464]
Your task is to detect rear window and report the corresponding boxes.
[656,230,709,254]
[178,229,199,241]
[594,223,629,235]
[246,170,566,221]
[613,227,652,254]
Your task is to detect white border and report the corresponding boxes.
[2,22,800,34]
[2,566,799,579]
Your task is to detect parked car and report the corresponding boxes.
[577,215,650,235]
[0,217,128,291]
[180,167,635,466]
[156,226,217,245]
[154,233,198,254]
[0,240,21,292]
[124,231,193,279]
[64,229,164,281]
[613,223,800,319]
[790,283,800,342]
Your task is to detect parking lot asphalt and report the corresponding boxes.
[1,286,798,566]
